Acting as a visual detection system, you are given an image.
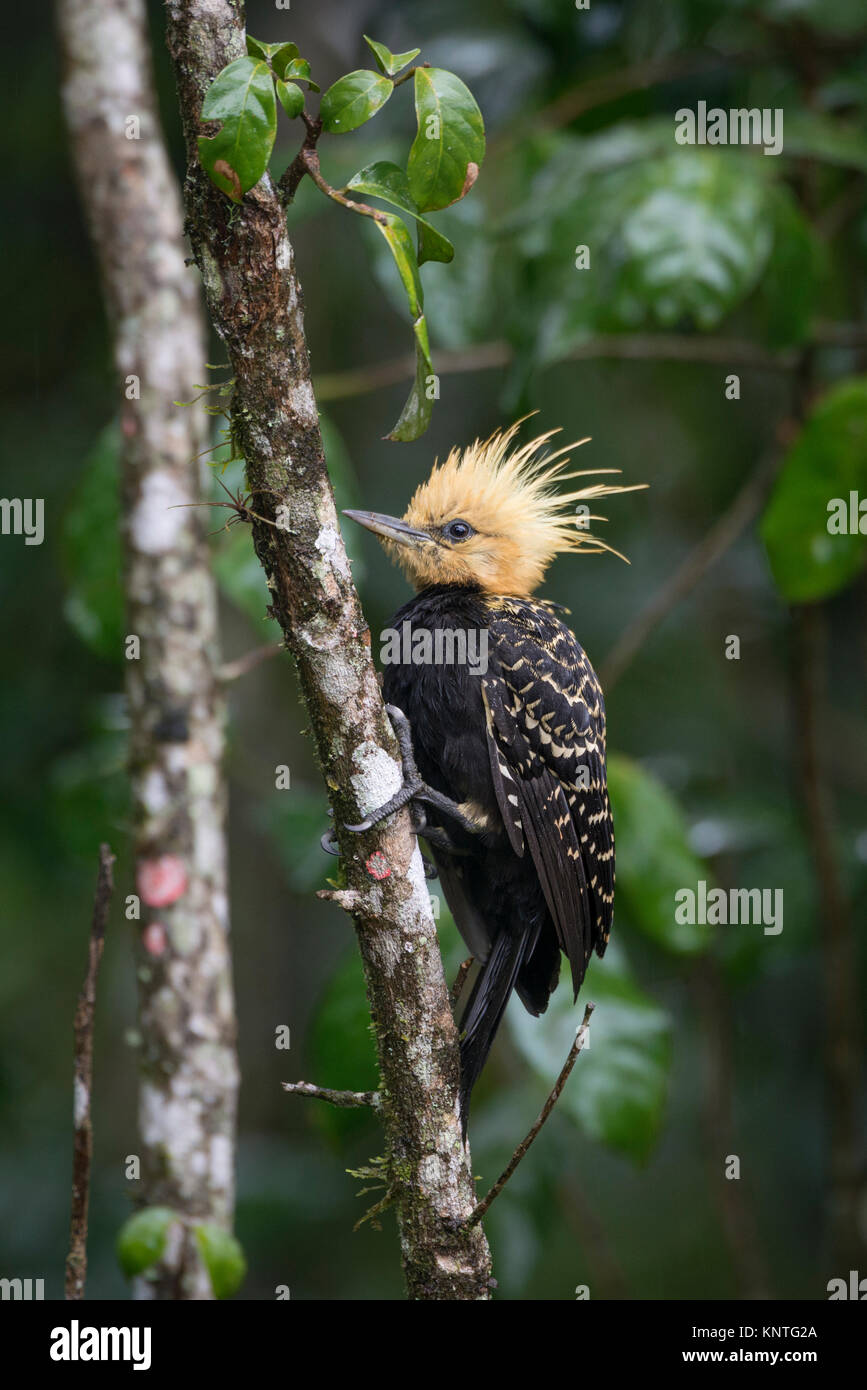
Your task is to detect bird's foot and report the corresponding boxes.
[345,706,481,843]
[320,806,441,878]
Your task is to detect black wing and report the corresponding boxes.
[481,596,614,997]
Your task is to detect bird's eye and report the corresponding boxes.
[443,519,474,542]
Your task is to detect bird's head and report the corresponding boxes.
[344,420,644,597]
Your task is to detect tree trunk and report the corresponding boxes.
[164,0,492,1299]
[59,0,239,1300]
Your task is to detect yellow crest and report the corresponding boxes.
[390,420,642,595]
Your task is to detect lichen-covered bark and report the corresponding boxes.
[164,0,492,1298]
[59,0,238,1299]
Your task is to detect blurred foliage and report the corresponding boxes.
[3,0,866,1302]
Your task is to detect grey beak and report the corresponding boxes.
[342,509,432,548]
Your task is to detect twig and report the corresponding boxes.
[218,641,284,683]
[300,148,389,223]
[277,111,322,206]
[65,843,115,1300]
[313,324,867,405]
[451,956,474,1005]
[600,447,782,691]
[282,1080,381,1110]
[465,1002,595,1228]
[313,335,799,403]
[392,62,430,89]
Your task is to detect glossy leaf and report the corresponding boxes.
[276,79,305,120]
[346,161,454,264]
[407,67,485,212]
[319,70,393,134]
[363,35,421,77]
[198,56,277,202]
[372,212,436,441]
[508,943,672,1162]
[524,146,778,361]
[617,154,772,330]
[607,755,715,957]
[193,1224,247,1299]
[246,37,298,68]
[117,1207,177,1277]
[281,57,320,92]
[388,315,436,442]
[761,377,867,601]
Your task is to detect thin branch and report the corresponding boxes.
[600,447,782,691]
[218,641,284,683]
[65,843,115,1301]
[313,335,801,403]
[277,111,322,206]
[465,1003,595,1228]
[313,324,867,405]
[282,1080,381,1110]
[391,62,430,90]
[299,148,389,223]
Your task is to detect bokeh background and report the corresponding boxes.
[3,0,866,1299]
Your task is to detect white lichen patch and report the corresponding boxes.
[131,471,191,555]
[140,767,170,815]
[350,740,403,812]
[73,1076,89,1129]
[290,378,317,427]
[314,523,351,579]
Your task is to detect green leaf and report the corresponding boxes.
[607,755,715,957]
[407,67,485,213]
[616,154,772,330]
[388,316,436,442]
[193,1224,247,1299]
[281,58,320,92]
[363,35,421,77]
[524,146,777,362]
[508,943,672,1162]
[372,213,436,441]
[61,424,123,660]
[319,70,393,134]
[198,56,278,201]
[117,1207,177,1278]
[276,79,305,120]
[246,37,298,67]
[761,377,867,602]
[345,161,454,264]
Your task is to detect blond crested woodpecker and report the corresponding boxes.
[341,422,641,1135]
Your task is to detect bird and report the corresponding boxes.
[340,420,642,1135]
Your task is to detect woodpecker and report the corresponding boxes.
[341,422,640,1134]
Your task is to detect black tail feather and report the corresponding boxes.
[458,926,533,1138]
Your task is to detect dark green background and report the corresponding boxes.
[2,0,865,1299]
